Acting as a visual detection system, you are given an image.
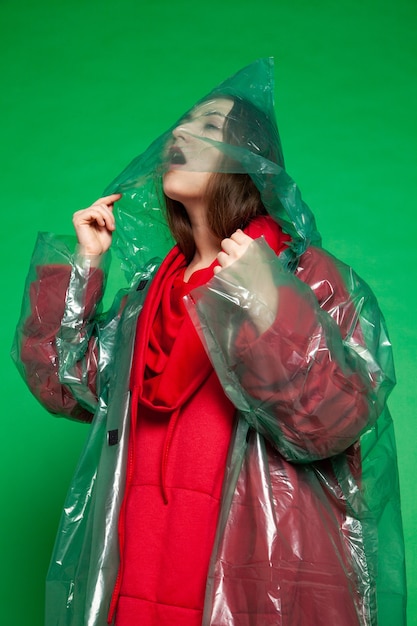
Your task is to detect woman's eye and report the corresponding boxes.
[204,123,221,132]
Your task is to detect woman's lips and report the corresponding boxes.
[169,146,186,165]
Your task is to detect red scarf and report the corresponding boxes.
[130,245,218,503]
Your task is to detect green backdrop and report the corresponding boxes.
[1,0,416,624]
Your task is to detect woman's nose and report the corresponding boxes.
[172,120,195,141]
[172,125,185,141]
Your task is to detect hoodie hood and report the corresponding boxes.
[104,58,321,283]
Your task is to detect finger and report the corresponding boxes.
[73,206,112,223]
[73,206,116,230]
[216,250,230,267]
[90,203,116,222]
[220,238,240,256]
[75,202,116,216]
[230,229,253,244]
[92,193,122,207]
[220,230,253,254]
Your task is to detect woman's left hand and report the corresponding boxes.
[214,229,254,274]
[213,229,279,334]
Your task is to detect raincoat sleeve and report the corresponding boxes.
[12,232,109,422]
[186,237,394,462]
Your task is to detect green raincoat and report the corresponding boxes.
[12,59,406,625]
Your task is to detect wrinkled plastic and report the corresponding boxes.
[11,58,406,625]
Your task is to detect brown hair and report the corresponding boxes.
[164,97,279,262]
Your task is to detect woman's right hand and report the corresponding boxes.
[72,193,122,256]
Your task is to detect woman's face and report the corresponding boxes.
[163,97,234,206]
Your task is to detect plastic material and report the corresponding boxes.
[12,58,406,625]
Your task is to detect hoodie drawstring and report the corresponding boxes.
[160,407,181,505]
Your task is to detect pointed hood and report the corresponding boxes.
[104,58,321,282]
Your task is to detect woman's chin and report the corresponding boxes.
[163,170,212,204]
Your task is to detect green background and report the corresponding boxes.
[1,0,416,624]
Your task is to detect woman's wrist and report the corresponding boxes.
[75,244,105,268]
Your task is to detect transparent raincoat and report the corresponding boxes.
[12,59,406,625]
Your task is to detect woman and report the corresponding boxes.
[12,59,406,626]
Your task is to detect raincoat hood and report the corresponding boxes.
[104,58,321,283]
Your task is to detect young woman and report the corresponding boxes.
[13,59,406,626]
